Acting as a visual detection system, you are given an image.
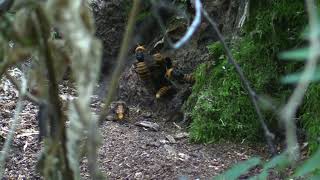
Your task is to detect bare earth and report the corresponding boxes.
[0,70,269,179]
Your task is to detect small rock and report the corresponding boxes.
[135,121,160,131]
[178,153,190,161]
[164,144,176,156]
[106,115,115,121]
[147,141,161,147]
[159,139,169,144]
[165,135,176,144]
[134,172,143,179]
[175,132,189,139]
[141,144,147,149]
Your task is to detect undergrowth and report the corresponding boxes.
[185,0,307,143]
[301,84,320,153]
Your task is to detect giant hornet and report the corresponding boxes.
[134,45,152,82]
[165,67,195,84]
[106,101,129,121]
[134,45,175,98]
[156,85,173,99]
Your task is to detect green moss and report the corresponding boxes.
[207,42,224,60]
[185,0,307,143]
[301,84,320,153]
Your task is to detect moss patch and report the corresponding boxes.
[301,84,320,153]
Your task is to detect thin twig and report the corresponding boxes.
[202,9,276,155]
[281,0,320,162]
[0,75,26,178]
[4,71,40,105]
[98,0,141,123]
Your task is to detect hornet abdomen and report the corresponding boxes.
[135,61,151,82]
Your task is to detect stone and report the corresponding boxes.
[175,132,189,140]
[135,121,160,131]
[164,144,176,156]
[165,134,176,144]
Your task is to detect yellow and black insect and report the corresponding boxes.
[115,102,127,120]
[134,45,152,82]
[182,73,195,84]
[135,61,151,81]
[165,68,174,79]
[107,101,128,121]
[134,47,177,98]
[165,67,195,84]
[153,53,165,64]
[156,86,173,99]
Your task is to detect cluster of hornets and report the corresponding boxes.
[111,45,195,122]
[134,45,195,99]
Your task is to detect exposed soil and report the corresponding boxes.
[82,121,268,179]
[0,69,272,179]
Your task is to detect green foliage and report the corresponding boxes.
[207,42,224,60]
[295,147,320,177]
[279,47,310,61]
[185,0,307,143]
[301,84,320,153]
[281,69,320,84]
[276,10,320,154]
[215,149,320,179]
[214,157,261,180]
[250,153,290,179]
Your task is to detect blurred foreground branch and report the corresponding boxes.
[4,71,40,104]
[46,0,103,178]
[280,0,320,162]
[35,5,74,179]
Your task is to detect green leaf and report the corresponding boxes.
[309,175,320,180]
[253,153,290,180]
[213,157,261,180]
[281,68,320,84]
[263,153,290,170]
[301,21,320,39]
[294,148,320,177]
[278,48,309,61]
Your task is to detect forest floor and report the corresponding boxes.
[0,69,272,179]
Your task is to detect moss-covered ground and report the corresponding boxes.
[185,0,319,147]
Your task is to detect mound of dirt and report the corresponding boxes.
[91,0,130,77]
[115,0,249,120]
